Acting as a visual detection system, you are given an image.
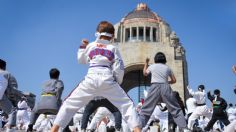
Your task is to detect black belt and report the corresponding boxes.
[18,108,27,110]
[89,65,110,68]
[196,103,206,106]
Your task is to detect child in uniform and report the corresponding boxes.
[50,21,141,132]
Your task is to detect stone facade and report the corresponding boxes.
[113,3,188,100]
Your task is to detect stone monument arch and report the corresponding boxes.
[113,3,188,101]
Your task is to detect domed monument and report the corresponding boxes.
[114,3,188,100]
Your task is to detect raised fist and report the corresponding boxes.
[81,39,89,46]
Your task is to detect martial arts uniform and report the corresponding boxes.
[16,100,30,129]
[81,96,121,131]
[139,63,187,130]
[87,107,115,130]
[28,79,64,129]
[227,106,236,122]
[33,114,56,131]
[186,97,197,120]
[69,107,85,132]
[143,104,168,132]
[53,39,140,130]
[187,88,211,130]
[204,92,230,131]
[198,116,209,130]
[0,69,18,128]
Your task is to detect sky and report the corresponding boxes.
[0,0,236,106]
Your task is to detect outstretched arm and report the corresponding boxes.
[187,86,197,96]
[143,58,149,76]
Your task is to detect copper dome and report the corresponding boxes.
[123,3,160,23]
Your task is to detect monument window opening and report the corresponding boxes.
[153,27,157,42]
[131,27,137,41]
[125,28,130,42]
[138,27,144,41]
[146,27,150,41]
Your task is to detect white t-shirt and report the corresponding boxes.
[146,63,174,83]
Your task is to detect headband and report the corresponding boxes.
[95,32,113,38]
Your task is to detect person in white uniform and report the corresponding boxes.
[69,107,85,132]
[80,96,122,131]
[33,114,56,131]
[227,103,236,122]
[51,21,141,132]
[198,116,209,130]
[87,107,115,131]
[187,85,211,130]
[143,103,168,132]
[185,95,198,130]
[186,95,197,120]
[16,96,30,130]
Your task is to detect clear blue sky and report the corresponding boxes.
[1,0,236,105]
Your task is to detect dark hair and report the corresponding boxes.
[229,103,233,107]
[0,59,6,70]
[49,68,60,79]
[96,21,114,35]
[214,89,220,95]
[198,85,205,90]
[154,52,167,64]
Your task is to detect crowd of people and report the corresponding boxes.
[1,21,236,132]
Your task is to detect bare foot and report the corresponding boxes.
[51,125,60,132]
[133,127,141,132]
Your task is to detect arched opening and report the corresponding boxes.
[121,64,151,104]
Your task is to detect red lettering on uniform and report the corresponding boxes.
[107,50,111,56]
[96,43,106,48]
[100,49,105,55]
[95,49,99,55]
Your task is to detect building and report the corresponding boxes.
[114,3,188,101]
[8,88,36,109]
